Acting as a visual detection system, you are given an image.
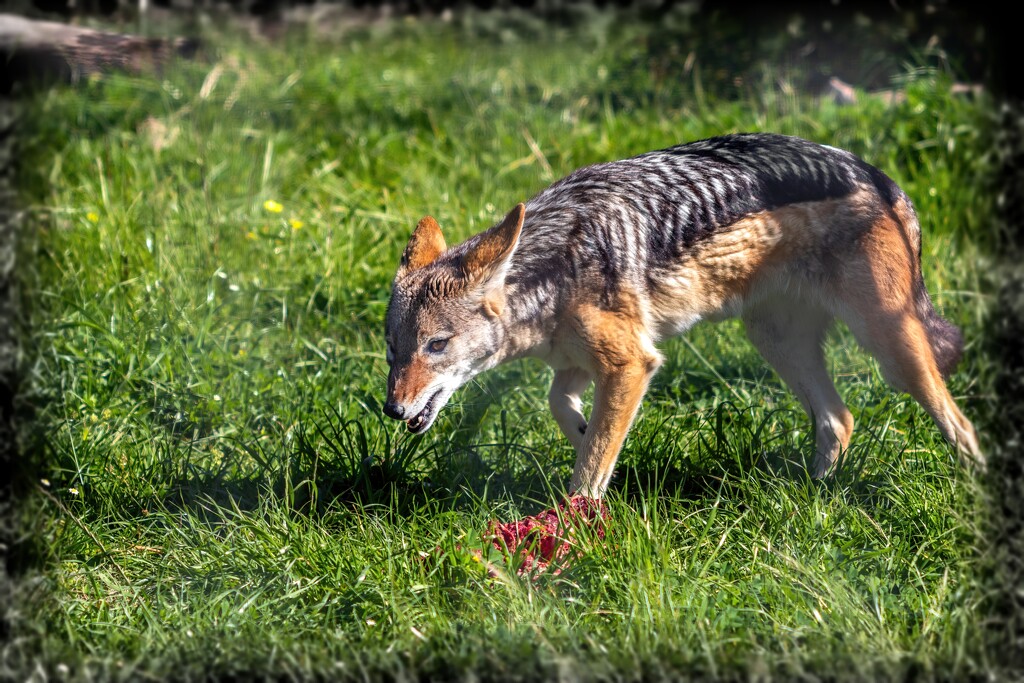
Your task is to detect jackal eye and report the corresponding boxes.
[427,338,449,354]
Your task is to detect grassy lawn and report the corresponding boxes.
[8,9,1004,681]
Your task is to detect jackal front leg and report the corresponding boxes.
[567,306,662,498]
[549,368,593,452]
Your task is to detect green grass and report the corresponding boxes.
[10,11,1002,681]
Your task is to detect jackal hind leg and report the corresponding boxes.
[835,216,983,469]
[743,297,853,478]
[567,304,662,498]
[549,368,593,452]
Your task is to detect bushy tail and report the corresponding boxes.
[886,178,964,380]
[914,280,964,379]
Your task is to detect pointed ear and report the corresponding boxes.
[462,203,525,283]
[399,216,447,272]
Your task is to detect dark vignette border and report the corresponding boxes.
[984,100,1024,676]
[0,1,1021,680]
[0,87,20,667]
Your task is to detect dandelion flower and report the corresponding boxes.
[263,200,284,213]
[289,218,304,230]
[86,212,99,223]
[245,231,257,240]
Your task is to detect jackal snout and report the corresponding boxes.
[384,358,428,416]
[382,397,406,420]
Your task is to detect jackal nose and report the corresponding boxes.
[383,400,405,420]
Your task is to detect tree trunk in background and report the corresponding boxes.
[0,13,199,92]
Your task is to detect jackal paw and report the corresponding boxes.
[958,446,987,472]
[810,453,838,479]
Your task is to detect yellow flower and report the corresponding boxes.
[86,212,99,223]
[245,231,257,240]
[263,200,284,213]
[289,218,304,230]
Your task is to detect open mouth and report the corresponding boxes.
[406,389,443,434]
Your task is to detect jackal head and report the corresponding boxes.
[383,204,525,434]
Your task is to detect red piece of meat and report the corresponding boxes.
[484,496,608,575]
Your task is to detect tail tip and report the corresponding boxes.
[929,316,964,379]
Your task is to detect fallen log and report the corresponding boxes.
[1,13,199,92]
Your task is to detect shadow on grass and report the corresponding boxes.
[142,375,922,529]
[149,411,441,523]
[146,396,569,526]
[607,397,929,510]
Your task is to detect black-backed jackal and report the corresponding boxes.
[383,133,982,498]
